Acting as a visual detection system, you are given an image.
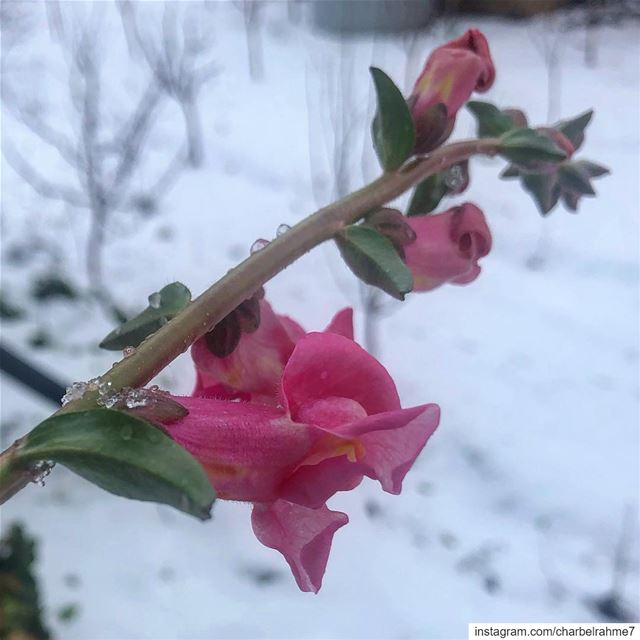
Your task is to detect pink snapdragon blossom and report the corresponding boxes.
[409,28,495,152]
[162,306,440,592]
[404,203,492,292]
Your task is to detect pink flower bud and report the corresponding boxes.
[404,203,492,292]
[409,29,495,152]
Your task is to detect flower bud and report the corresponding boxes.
[409,29,495,153]
[403,203,492,292]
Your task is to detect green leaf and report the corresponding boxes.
[407,174,448,215]
[573,159,610,178]
[17,409,215,520]
[499,164,521,179]
[336,225,413,300]
[99,282,191,351]
[521,174,561,215]
[499,128,568,166]
[554,110,593,150]
[466,101,515,138]
[370,67,415,172]
[558,163,596,196]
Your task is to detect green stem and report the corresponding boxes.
[0,137,498,504]
[0,439,30,504]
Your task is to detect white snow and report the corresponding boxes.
[1,3,638,639]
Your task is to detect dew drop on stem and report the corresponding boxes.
[276,223,291,237]
[250,239,269,254]
[31,461,54,487]
[445,164,464,191]
[61,381,87,405]
[148,292,162,309]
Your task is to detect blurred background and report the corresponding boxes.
[1,1,638,638]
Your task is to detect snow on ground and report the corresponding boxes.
[1,3,638,639]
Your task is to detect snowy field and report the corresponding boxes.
[1,3,639,639]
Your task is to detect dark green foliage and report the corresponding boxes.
[17,409,215,520]
[0,523,51,640]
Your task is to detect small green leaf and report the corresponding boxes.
[558,163,596,196]
[500,164,520,179]
[99,282,191,351]
[17,409,215,520]
[407,174,448,215]
[554,110,593,150]
[521,174,561,215]
[466,101,515,138]
[499,128,568,166]
[370,67,415,172]
[336,225,413,300]
[573,159,610,178]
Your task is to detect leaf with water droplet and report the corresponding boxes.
[16,409,215,520]
[99,282,191,351]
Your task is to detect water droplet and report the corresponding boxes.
[100,394,120,409]
[31,461,54,487]
[61,381,87,405]
[444,164,464,190]
[86,377,101,392]
[148,292,162,309]
[250,238,269,254]
[97,379,113,396]
[276,223,291,237]
[120,425,133,441]
[123,346,136,358]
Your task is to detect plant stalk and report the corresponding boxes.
[0,138,498,504]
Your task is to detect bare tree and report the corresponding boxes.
[235,0,265,82]
[2,4,218,317]
[130,2,219,167]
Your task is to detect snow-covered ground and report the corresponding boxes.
[1,3,638,639]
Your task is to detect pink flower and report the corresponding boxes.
[409,29,496,152]
[404,203,492,292]
[162,305,440,592]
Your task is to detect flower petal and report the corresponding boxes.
[164,396,315,502]
[251,500,348,593]
[279,455,365,509]
[282,332,401,419]
[191,300,297,401]
[335,404,441,494]
[325,308,354,340]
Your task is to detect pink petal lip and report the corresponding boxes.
[251,500,349,593]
